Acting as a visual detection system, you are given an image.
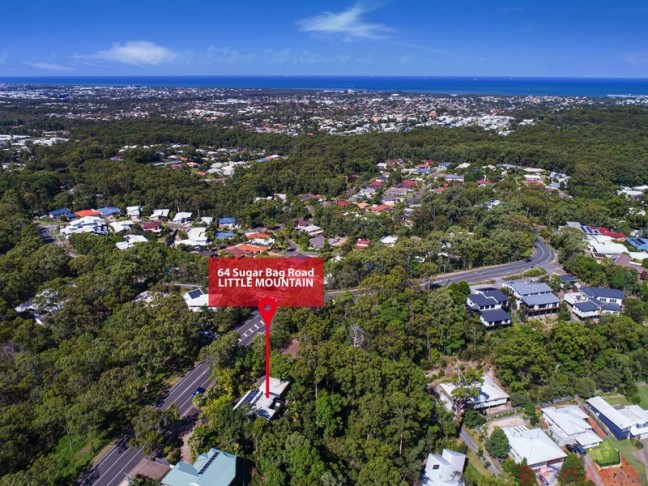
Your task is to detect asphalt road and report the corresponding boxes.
[82,239,556,485]
[83,362,214,486]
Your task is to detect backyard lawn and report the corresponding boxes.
[589,440,620,467]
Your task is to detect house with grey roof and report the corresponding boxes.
[564,286,624,320]
[502,280,560,316]
[467,289,511,327]
[162,448,240,486]
[422,449,466,486]
[541,405,602,449]
[503,426,566,472]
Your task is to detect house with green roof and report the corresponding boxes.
[162,448,239,486]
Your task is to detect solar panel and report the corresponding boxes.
[188,289,203,299]
[243,390,262,404]
[197,451,220,474]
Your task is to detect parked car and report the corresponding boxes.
[566,443,586,455]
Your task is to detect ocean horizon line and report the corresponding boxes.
[2,75,648,97]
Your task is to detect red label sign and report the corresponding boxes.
[208,257,325,307]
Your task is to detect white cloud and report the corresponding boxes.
[298,3,392,40]
[24,61,73,72]
[94,41,176,65]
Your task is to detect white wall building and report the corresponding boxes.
[422,449,466,486]
[541,405,602,449]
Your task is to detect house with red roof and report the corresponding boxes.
[356,239,371,249]
[370,204,392,212]
[141,221,162,234]
[593,227,626,240]
[223,243,268,257]
[476,179,493,187]
[74,209,101,217]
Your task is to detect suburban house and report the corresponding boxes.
[97,206,122,218]
[503,426,566,471]
[116,234,148,250]
[218,217,238,229]
[541,405,603,449]
[48,208,76,220]
[233,377,290,420]
[182,288,209,311]
[126,205,141,218]
[587,396,648,440]
[60,216,108,237]
[141,221,163,234]
[479,309,512,327]
[422,449,466,486]
[502,281,560,316]
[309,235,326,250]
[438,375,510,413]
[150,208,170,220]
[627,238,648,252]
[559,274,578,289]
[467,289,509,311]
[300,224,324,237]
[564,286,624,319]
[74,209,102,218]
[176,227,210,247]
[162,448,240,486]
[172,212,193,224]
[355,239,371,249]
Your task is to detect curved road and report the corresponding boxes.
[82,239,556,486]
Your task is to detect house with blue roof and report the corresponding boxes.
[218,217,238,230]
[48,208,76,220]
[96,206,121,218]
[627,238,648,252]
[162,448,240,486]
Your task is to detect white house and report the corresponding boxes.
[60,216,108,238]
[176,227,210,247]
[233,377,290,420]
[438,376,510,412]
[422,449,466,486]
[115,234,148,250]
[172,212,193,224]
[541,405,602,449]
[150,208,170,220]
[380,235,399,246]
[126,205,141,219]
[182,288,209,311]
[503,426,566,470]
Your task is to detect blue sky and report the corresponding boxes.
[1,0,647,77]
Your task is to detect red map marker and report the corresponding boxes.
[258,297,278,398]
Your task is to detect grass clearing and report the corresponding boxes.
[49,433,111,484]
[466,449,492,477]
[637,384,648,410]
[604,394,632,407]
[589,439,620,467]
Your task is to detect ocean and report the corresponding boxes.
[1,76,648,97]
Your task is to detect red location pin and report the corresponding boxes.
[258,297,278,398]
[258,296,278,326]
